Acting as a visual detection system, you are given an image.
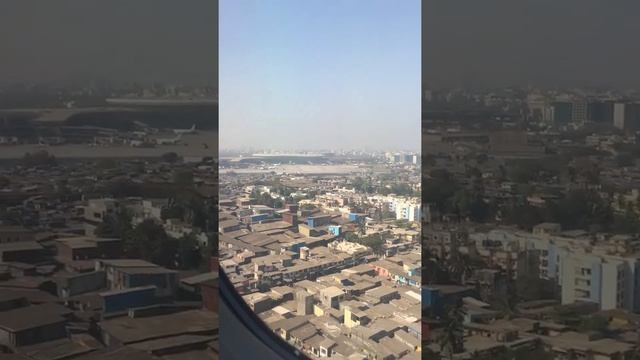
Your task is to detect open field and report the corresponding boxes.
[220,164,365,175]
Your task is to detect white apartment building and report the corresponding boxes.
[394,201,420,222]
[559,252,640,311]
[471,227,640,312]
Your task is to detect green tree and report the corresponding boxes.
[344,232,359,242]
[516,274,557,301]
[424,348,442,360]
[173,170,194,186]
[96,158,117,169]
[466,166,482,179]
[547,190,612,231]
[503,257,519,318]
[22,150,56,168]
[356,217,367,236]
[95,207,133,239]
[161,205,185,220]
[423,250,451,285]
[503,203,544,230]
[176,233,203,270]
[127,219,170,264]
[360,233,385,254]
[450,189,490,222]
[616,153,635,167]
[446,252,473,285]
[424,170,459,214]
[508,159,542,183]
[613,209,640,234]
[162,152,180,163]
[579,315,609,333]
[438,302,465,359]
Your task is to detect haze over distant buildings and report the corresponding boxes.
[219,0,420,151]
[423,0,640,89]
[0,0,217,86]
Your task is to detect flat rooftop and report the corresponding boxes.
[99,309,218,344]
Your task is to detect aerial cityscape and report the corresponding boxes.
[422,85,640,359]
[0,81,219,359]
[421,1,640,358]
[219,0,421,358]
[4,0,640,359]
[219,151,421,359]
[0,0,219,358]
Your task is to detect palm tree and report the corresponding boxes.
[356,216,366,236]
[499,255,519,318]
[446,252,473,285]
[631,331,640,360]
[438,301,465,360]
[424,348,442,360]
[424,250,448,285]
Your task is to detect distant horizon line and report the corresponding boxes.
[219,148,421,153]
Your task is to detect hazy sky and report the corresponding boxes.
[424,0,640,89]
[0,0,217,86]
[219,0,421,151]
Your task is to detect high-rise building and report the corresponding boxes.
[614,103,626,129]
[571,99,588,125]
[560,252,640,311]
[551,102,573,125]
[588,100,615,124]
[394,201,421,221]
[614,102,640,131]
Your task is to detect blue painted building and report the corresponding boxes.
[249,213,269,223]
[284,240,306,257]
[328,225,342,236]
[100,285,157,313]
[348,213,365,222]
[423,286,475,316]
[307,215,331,228]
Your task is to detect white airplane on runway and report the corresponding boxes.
[173,124,197,135]
[156,134,182,145]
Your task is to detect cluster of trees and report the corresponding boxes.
[343,231,385,254]
[21,150,57,168]
[96,159,118,170]
[379,183,420,197]
[173,170,194,186]
[425,165,640,234]
[380,209,396,220]
[250,190,284,209]
[269,184,295,198]
[103,178,213,232]
[504,158,571,184]
[351,176,419,197]
[161,152,181,163]
[424,169,491,222]
[95,210,203,270]
[504,189,633,233]
[351,177,376,194]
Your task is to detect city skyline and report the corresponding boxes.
[219,0,421,151]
